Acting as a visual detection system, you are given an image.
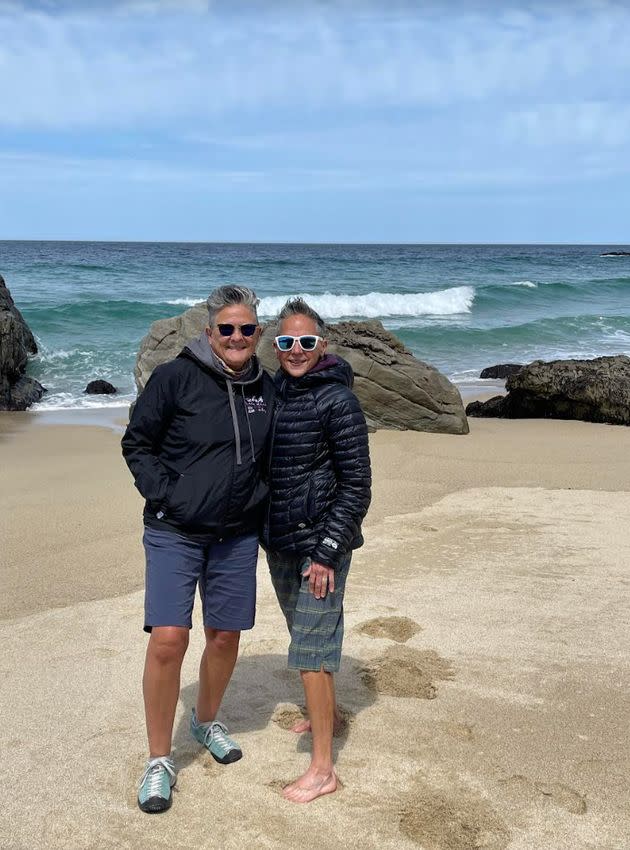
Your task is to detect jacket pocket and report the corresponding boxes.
[305,473,332,524]
[163,473,189,519]
[305,477,316,519]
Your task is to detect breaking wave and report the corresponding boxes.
[257,286,475,319]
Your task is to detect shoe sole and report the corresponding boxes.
[138,793,173,814]
[210,748,243,765]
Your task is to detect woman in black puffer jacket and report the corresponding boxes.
[265,298,371,804]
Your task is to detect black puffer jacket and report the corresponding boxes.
[122,335,275,543]
[265,355,371,569]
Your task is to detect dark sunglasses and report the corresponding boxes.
[217,323,258,337]
[274,334,322,352]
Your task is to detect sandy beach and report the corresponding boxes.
[2,411,629,850]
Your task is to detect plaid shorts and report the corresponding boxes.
[266,550,352,673]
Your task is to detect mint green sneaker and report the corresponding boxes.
[137,755,177,813]
[190,708,242,764]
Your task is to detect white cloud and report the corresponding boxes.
[116,0,210,12]
[0,2,629,129]
[503,102,630,147]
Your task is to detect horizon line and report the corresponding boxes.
[1,239,629,247]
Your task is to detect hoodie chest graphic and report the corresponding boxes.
[245,394,268,415]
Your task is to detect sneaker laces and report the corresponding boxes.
[139,756,176,796]
[205,721,233,754]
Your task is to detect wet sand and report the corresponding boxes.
[1,412,629,849]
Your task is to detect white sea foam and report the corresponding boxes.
[32,392,135,411]
[36,347,94,363]
[258,287,474,319]
[603,328,630,347]
[165,297,205,306]
[484,279,537,288]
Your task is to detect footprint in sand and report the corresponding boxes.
[499,774,587,815]
[361,646,454,699]
[95,647,118,658]
[536,781,587,814]
[400,781,510,850]
[443,721,475,741]
[271,703,306,731]
[356,615,422,643]
[271,702,353,736]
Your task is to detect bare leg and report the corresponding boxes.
[283,669,338,803]
[291,675,343,733]
[195,627,241,723]
[143,626,189,757]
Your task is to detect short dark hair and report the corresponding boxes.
[206,285,259,326]
[276,297,326,336]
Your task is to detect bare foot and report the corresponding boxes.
[290,717,312,734]
[282,768,337,803]
[291,711,345,735]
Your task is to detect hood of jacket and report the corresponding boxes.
[181,332,264,385]
[179,332,265,466]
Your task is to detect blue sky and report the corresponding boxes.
[1,0,629,242]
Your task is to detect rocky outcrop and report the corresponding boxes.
[85,380,117,395]
[134,304,206,392]
[479,363,523,380]
[0,275,45,410]
[467,355,630,425]
[135,305,469,434]
[465,395,507,418]
[4,375,46,410]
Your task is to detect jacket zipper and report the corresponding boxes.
[265,401,281,539]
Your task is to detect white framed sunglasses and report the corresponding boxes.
[274,334,323,352]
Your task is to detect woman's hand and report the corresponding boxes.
[303,561,335,598]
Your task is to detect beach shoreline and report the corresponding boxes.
[0,405,129,437]
[2,412,629,848]
[6,375,506,424]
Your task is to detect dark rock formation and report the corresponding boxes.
[85,380,117,395]
[6,375,46,410]
[467,355,630,425]
[0,274,45,410]
[479,363,523,380]
[465,395,507,418]
[0,274,37,356]
[134,305,469,434]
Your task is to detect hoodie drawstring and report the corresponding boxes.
[226,382,243,466]
[242,385,256,464]
[227,383,256,466]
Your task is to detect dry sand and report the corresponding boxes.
[1,411,629,850]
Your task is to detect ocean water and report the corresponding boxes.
[2,240,629,410]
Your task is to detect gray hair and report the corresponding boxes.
[206,285,260,326]
[276,297,326,336]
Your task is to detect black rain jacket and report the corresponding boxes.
[121,336,275,543]
[265,355,371,568]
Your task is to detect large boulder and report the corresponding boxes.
[467,355,630,425]
[0,275,45,410]
[135,305,469,434]
[0,274,37,356]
